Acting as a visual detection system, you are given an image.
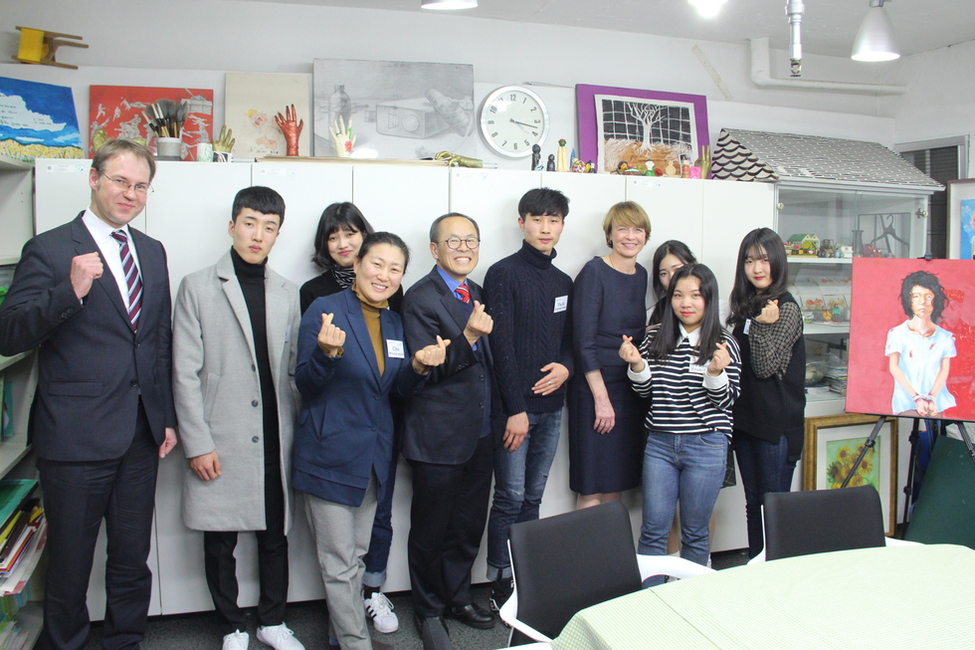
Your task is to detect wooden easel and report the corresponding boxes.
[11,26,88,70]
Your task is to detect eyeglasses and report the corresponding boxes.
[442,237,480,250]
[101,173,153,195]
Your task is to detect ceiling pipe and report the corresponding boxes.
[749,37,907,95]
[786,0,804,77]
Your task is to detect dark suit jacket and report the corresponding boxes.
[400,265,496,465]
[0,213,176,461]
[292,288,424,506]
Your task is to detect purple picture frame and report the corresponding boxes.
[576,84,709,172]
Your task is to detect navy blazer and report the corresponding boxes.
[293,288,424,507]
[0,213,176,461]
[400,265,497,465]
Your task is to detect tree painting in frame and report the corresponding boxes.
[846,258,975,421]
[576,84,708,173]
[947,178,975,260]
[803,414,898,536]
[0,76,83,162]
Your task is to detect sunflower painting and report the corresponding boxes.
[825,438,881,490]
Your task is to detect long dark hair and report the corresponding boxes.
[647,240,698,327]
[647,263,722,366]
[900,270,948,322]
[728,228,790,327]
[311,202,374,269]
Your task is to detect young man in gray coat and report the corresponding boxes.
[173,186,304,650]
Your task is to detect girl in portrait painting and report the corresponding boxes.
[886,270,957,418]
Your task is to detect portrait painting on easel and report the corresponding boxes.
[847,258,975,421]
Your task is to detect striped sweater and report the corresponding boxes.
[627,325,741,436]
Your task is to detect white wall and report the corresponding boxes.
[880,39,975,175]
[0,0,911,171]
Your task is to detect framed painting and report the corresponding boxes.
[803,413,898,536]
[0,76,83,162]
[575,84,708,173]
[947,178,975,260]
[225,72,311,159]
[846,258,975,421]
[88,86,214,160]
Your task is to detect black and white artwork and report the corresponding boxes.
[313,59,475,159]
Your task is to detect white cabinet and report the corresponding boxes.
[0,156,34,265]
[30,162,777,616]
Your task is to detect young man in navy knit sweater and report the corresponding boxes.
[483,188,574,611]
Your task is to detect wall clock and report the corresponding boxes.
[479,85,550,158]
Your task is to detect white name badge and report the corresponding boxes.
[689,362,707,375]
[743,319,751,335]
[386,339,405,359]
[554,295,568,313]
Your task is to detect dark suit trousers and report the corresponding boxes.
[407,434,493,618]
[202,450,288,635]
[38,404,157,650]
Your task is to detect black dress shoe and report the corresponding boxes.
[446,603,496,629]
[414,614,453,650]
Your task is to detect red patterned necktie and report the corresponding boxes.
[111,230,143,332]
[456,283,470,303]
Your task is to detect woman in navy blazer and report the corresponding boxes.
[293,232,447,650]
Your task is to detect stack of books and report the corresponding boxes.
[0,480,44,592]
[826,358,848,395]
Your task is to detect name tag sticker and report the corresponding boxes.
[284,324,291,344]
[743,319,751,335]
[554,295,568,313]
[689,363,707,375]
[386,339,405,359]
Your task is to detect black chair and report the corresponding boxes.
[501,501,713,644]
[761,485,888,561]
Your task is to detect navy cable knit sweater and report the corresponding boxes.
[484,241,574,416]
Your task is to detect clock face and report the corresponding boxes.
[479,86,549,158]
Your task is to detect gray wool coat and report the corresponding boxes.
[173,251,301,532]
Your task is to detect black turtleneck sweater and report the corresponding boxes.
[484,240,574,416]
[231,248,280,465]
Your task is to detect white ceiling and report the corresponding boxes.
[226,0,974,59]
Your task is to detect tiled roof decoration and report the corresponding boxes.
[711,128,943,189]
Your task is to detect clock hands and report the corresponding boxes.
[510,118,539,134]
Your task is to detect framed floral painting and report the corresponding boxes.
[803,413,898,535]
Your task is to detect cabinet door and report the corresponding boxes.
[144,161,253,292]
[252,162,353,288]
[702,180,775,299]
[352,165,449,290]
[543,173,627,281]
[448,169,541,285]
[0,162,33,261]
[626,177,704,266]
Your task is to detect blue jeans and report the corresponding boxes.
[362,448,397,588]
[639,431,727,584]
[733,430,797,559]
[486,410,562,580]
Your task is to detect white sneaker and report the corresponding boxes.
[222,630,249,650]
[364,591,399,633]
[256,623,305,650]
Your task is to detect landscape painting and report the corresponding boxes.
[0,76,83,162]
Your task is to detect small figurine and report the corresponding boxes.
[531,144,541,171]
[556,139,569,172]
[571,158,585,173]
[274,104,304,157]
[664,161,678,177]
[586,161,595,173]
[547,154,556,171]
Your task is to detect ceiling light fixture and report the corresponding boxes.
[851,0,900,62]
[688,0,728,19]
[421,0,478,10]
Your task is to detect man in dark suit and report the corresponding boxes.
[401,213,496,650]
[0,139,177,650]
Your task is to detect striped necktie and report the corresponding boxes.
[456,283,470,303]
[111,230,143,332]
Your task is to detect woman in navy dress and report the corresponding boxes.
[569,202,651,508]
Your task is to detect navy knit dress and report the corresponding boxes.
[568,257,649,494]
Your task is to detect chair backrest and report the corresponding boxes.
[509,501,642,640]
[763,485,887,561]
